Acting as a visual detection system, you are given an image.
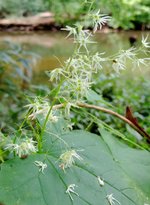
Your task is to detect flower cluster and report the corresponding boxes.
[46,9,112,104]
[112,47,136,73]
[25,98,59,122]
[111,40,150,73]
[5,138,37,158]
[75,28,94,52]
[48,52,106,101]
[59,149,83,171]
[89,10,111,33]
[25,98,49,119]
[47,11,111,103]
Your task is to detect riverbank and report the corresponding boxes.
[0,12,59,32]
[0,12,149,32]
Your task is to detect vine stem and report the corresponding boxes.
[53,102,150,142]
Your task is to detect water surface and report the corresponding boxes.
[0,30,149,85]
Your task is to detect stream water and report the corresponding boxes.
[0,30,149,85]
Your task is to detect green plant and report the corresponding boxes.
[99,0,150,29]
[0,41,38,133]
[0,2,150,204]
[0,0,48,17]
[0,128,150,204]
[0,0,149,29]
[45,0,150,29]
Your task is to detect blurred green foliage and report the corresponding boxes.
[0,0,149,29]
[95,72,150,132]
[45,0,150,29]
[99,0,150,29]
[0,42,38,133]
[0,0,48,17]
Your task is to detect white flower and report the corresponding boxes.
[50,114,59,122]
[34,161,47,173]
[62,26,77,38]
[75,29,94,52]
[25,138,38,152]
[64,102,78,117]
[106,194,121,205]
[112,47,139,73]
[112,59,125,73]
[5,138,37,158]
[92,52,106,72]
[47,68,66,82]
[67,123,74,130]
[25,98,59,122]
[66,184,79,201]
[119,47,136,60]
[133,57,150,68]
[97,176,104,186]
[25,98,49,119]
[59,149,83,171]
[69,75,93,99]
[66,58,80,71]
[142,35,150,48]
[90,10,111,32]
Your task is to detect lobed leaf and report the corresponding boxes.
[0,127,150,205]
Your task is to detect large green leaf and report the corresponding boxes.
[0,128,150,205]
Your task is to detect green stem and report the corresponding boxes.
[39,84,62,152]
[18,109,33,131]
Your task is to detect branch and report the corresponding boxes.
[53,102,150,142]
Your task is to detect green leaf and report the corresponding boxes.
[0,129,150,205]
[86,89,102,102]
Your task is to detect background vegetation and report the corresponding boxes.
[0,0,149,29]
